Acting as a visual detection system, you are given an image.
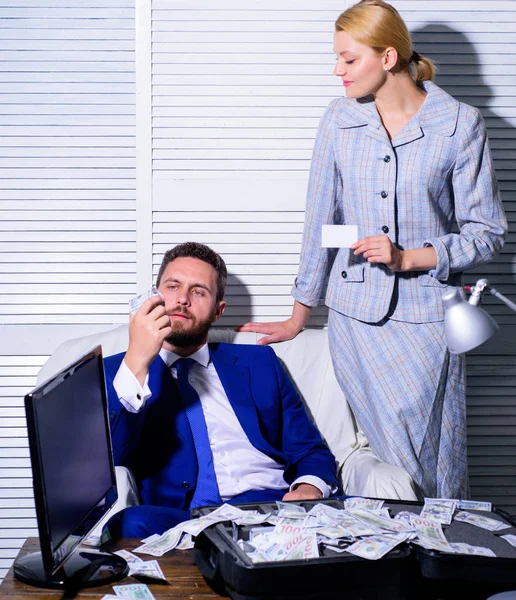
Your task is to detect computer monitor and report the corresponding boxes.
[13,346,128,589]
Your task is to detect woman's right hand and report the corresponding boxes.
[236,318,303,346]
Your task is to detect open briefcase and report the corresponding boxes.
[191,497,516,600]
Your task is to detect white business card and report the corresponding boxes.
[321,225,358,248]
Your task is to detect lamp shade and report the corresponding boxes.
[443,289,499,354]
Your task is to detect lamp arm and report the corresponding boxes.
[468,278,489,306]
[467,278,516,313]
[487,286,516,313]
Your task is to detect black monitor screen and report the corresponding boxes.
[25,346,117,574]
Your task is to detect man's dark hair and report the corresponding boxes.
[156,242,228,302]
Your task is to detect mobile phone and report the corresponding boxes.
[129,287,164,315]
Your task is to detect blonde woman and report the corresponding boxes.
[240,0,507,499]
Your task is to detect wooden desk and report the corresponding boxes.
[0,538,221,599]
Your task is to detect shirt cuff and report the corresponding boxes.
[422,238,450,281]
[289,475,333,499]
[113,359,151,414]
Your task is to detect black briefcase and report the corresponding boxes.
[191,497,516,600]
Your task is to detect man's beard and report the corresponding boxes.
[165,307,216,348]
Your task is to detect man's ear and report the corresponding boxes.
[213,301,226,322]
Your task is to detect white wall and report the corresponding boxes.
[0,0,515,581]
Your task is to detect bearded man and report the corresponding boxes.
[103,242,338,538]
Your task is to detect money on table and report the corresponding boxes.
[112,583,156,600]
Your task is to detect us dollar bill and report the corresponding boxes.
[457,499,492,512]
[112,583,156,600]
[421,498,457,525]
[454,511,511,532]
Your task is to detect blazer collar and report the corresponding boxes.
[334,80,459,140]
[159,344,210,369]
[418,80,459,137]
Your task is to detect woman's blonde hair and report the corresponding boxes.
[335,0,435,82]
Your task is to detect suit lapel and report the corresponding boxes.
[392,124,424,148]
[335,95,391,147]
[209,344,279,458]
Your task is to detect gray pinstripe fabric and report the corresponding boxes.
[292,81,506,498]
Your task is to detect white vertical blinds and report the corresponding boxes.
[150,1,345,327]
[0,0,136,581]
[0,1,137,326]
[0,355,42,579]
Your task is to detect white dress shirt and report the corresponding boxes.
[113,344,330,500]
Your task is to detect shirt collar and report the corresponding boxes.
[334,80,459,137]
[159,343,210,369]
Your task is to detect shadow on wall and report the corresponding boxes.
[220,273,329,327]
[218,273,252,328]
[411,23,515,290]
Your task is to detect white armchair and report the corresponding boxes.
[38,326,417,514]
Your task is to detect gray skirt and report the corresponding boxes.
[328,309,467,499]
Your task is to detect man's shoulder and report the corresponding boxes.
[209,342,276,361]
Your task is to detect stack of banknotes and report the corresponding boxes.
[119,497,514,564]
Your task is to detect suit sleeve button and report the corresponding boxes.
[383,155,391,163]
[181,481,190,489]
[382,225,389,233]
[341,271,347,279]
[380,190,388,198]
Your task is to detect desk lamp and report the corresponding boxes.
[443,278,516,355]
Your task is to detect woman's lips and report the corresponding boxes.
[343,81,353,87]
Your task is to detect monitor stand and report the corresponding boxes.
[13,549,129,590]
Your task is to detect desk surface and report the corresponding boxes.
[0,538,221,599]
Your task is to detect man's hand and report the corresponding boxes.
[282,483,323,502]
[124,295,172,385]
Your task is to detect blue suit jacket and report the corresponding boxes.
[104,343,338,509]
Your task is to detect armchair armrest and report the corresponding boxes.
[340,446,418,500]
[83,466,141,546]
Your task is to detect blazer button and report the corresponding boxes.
[382,225,389,233]
[341,271,347,279]
[383,155,391,162]
[181,481,190,489]
[380,190,388,198]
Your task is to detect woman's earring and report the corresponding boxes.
[384,67,389,72]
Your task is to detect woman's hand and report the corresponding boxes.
[236,318,302,345]
[351,234,404,271]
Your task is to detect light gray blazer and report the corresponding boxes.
[292,81,507,323]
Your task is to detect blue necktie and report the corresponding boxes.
[174,358,221,508]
